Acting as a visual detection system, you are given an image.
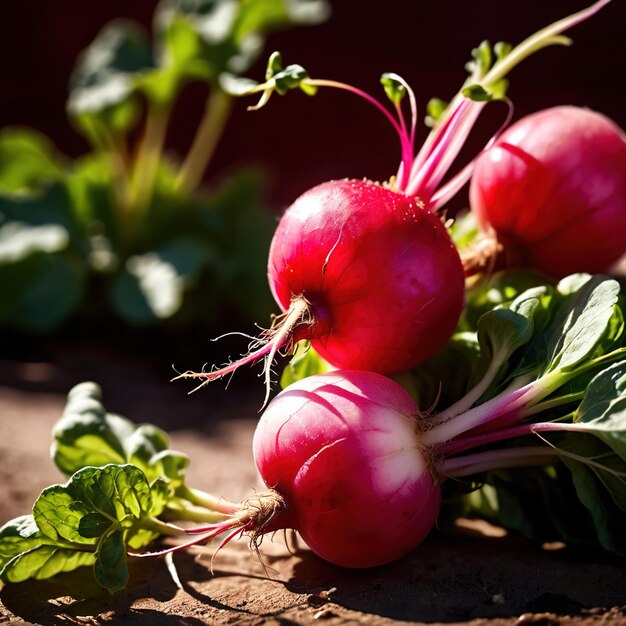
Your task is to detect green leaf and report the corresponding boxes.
[1,544,95,586]
[447,209,479,252]
[53,382,191,494]
[65,153,119,257]
[380,73,406,106]
[161,15,207,70]
[147,478,174,518]
[0,516,44,569]
[146,451,190,489]
[233,50,312,106]
[232,0,330,42]
[573,360,626,461]
[218,72,259,95]
[272,62,310,95]
[509,274,621,379]
[33,465,153,545]
[425,98,448,128]
[33,487,94,545]
[154,0,329,88]
[494,41,512,62]
[0,228,84,332]
[477,285,551,367]
[79,513,113,539]
[462,84,493,102]
[461,269,551,332]
[280,343,334,388]
[0,128,65,194]
[0,183,86,331]
[68,20,154,119]
[0,221,69,262]
[125,425,190,487]
[559,436,626,554]
[94,528,128,593]
[465,40,492,79]
[192,169,274,321]
[565,436,626,512]
[545,275,621,374]
[400,332,481,409]
[52,382,133,475]
[457,465,599,549]
[111,238,213,324]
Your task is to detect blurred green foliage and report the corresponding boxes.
[0,0,329,331]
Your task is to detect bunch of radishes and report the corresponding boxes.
[169,0,626,568]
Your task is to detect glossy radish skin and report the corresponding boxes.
[470,106,626,277]
[268,179,465,373]
[252,370,440,568]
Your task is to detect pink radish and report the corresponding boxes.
[468,106,626,277]
[143,371,441,568]
[176,179,464,399]
[139,369,569,567]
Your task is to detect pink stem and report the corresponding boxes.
[128,522,235,558]
[429,98,513,211]
[441,421,584,456]
[308,79,414,187]
[405,99,478,202]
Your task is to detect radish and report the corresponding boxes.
[175,175,465,400]
[175,1,611,397]
[266,179,464,374]
[252,370,440,567]
[468,106,626,277]
[142,370,441,568]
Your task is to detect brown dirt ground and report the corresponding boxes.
[1,346,626,626]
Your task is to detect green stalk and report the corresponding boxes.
[107,132,132,220]
[520,392,585,419]
[140,517,189,537]
[480,0,611,89]
[175,89,233,195]
[164,501,234,524]
[434,350,508,424]
[129,102,171,220]
[80,119,132,222]
[177,485,240,515]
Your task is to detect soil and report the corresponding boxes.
[1,341,626,626]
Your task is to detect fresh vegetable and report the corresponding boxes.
[467,106,626,277]
[175,0,612,395]
[175,178,464,392]
[250,370,440,568]
[4,270,626,592]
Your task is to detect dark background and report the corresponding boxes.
[1,0,624,212]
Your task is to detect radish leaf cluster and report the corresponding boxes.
[0,0,328,331]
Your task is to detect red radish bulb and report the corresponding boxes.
[176,179,464,394]
[267,179,465,373]
[157,371,441,568]
[251,370,441,568]
[469,106,626,277]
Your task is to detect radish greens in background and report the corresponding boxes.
[0,0,329,331]
[3,271,626,592]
